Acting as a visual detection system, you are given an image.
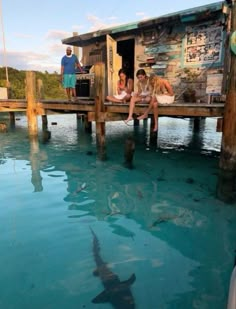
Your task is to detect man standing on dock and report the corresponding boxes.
[60,46,83,102]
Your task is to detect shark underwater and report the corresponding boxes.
[90,227,136,308]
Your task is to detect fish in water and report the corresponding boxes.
[90,227,136,308]
[76,182,87,193]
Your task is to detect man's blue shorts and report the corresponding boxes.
[63,74,76,88]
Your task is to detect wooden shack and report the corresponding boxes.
[62,1,228,103]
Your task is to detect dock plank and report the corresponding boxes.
[0,99,224,118]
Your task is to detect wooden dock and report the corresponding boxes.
[1,67,236,204]
[0,97,224,140]
[0,98,224,119]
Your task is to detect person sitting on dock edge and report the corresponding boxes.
[125,69,152,123]
[60,46,83,102]
[106,68,134,103]
[138,75,174,132]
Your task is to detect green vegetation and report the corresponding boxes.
[0,67,66,99]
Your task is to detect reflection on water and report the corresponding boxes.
[0,114,235,309]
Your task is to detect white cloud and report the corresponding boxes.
[45,30,72,41]
[107,16,118,21]
[86,14,119,32]
[71,24,85,32]
[136,12,146,16]
[135,11,150,20]
[0,49,60,73]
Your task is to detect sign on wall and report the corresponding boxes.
[183,24,223,67]
[206,73,223,94]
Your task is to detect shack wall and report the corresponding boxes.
[80,7,226,103]
[133,17,225,102]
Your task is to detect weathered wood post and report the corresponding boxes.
[217,0,236,203]
[94,62,106,160]
[193,117,201,132]
[134,118,139,127]
[42,115,48,131]
[84,114,92,133]
[149,115,158,147]
[9,111,15,129]
[37,78,51,143]
[42,115,51,143]
[37,78,44,100]
[29,137,43,192]
[26,71,38,137]
[6,81,15,128]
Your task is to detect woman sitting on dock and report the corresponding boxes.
[137,75,175,132]
[125,69,152,123]
[106,68,133,103]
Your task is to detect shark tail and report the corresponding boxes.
[90,226,101,252]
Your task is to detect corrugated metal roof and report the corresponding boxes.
[62,1,223,46]
[139,1,223,26]
[111,22,139,34]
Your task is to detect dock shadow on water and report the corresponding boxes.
[123,137,135,169]
[90,227,136,308]
[1,115,236,309]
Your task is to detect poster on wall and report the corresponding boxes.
[183,25,223,66]
[206,73,223,94]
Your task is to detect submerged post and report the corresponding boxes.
[26,71,38,136]
[217,0,236,203]
[9,111,15,129]
[29,137,43,192]
[94,62,106,160]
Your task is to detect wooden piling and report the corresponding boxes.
[29,137,43,192]
[9,111,15,128]
[42,114,48,131]
[94,62,106,160]
[37,78,44,100]
[41,114,51,143]
[134,118,139,127]
[84,114,92,133]
[26,71,38,136]
[217,1,236,203]
[193,117,201,132]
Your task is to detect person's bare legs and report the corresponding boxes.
[71,87,78,102]
[125,96,136,122]
[137,97,153,120]
[106,95,123,103]
[72,87,76,97]
[152,99,159,132]
[125,96,140,122]
[66,88,71,101]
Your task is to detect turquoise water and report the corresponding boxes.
[0,114,235,309]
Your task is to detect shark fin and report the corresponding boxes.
[92,289,110,304]
[122,273,136,286]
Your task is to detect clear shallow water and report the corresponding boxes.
[0,114,235,309]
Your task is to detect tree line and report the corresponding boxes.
[0,67,67,99]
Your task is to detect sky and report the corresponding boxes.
[0,0,221,74]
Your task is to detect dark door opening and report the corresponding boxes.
[117,39,135,79]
